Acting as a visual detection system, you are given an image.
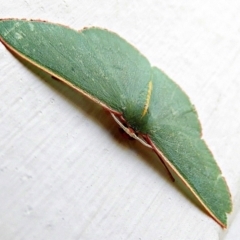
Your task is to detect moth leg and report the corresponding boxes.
[109,110,174,181]
[109,111,152,148]
[142,135,175,182]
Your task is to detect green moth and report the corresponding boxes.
[0,19,232,227]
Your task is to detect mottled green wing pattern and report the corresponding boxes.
[0,19,232,227]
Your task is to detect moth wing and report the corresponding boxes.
[144,67,232,227]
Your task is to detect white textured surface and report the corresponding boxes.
[0,1,240,239]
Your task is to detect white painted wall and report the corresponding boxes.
[0,1,240,239]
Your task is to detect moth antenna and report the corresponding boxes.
[142,135,175,182]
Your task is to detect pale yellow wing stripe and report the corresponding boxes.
[141,80,153,117]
